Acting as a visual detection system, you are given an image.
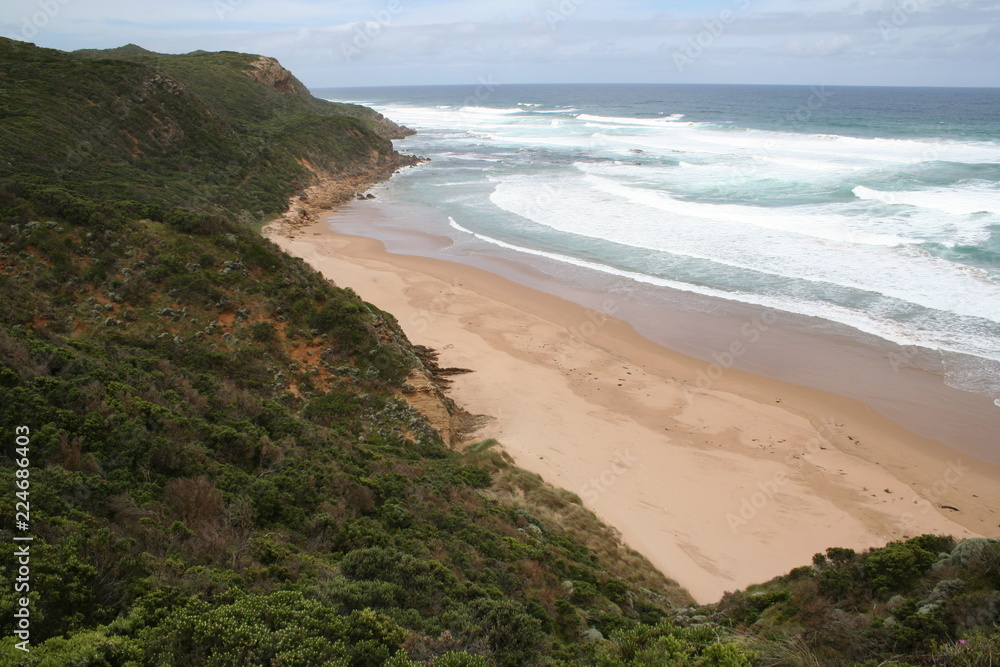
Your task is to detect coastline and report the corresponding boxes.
[323,185,1000,466]
[266,203,1000,604]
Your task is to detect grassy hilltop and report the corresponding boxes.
[0,38,997,666]
[0,39,413,230]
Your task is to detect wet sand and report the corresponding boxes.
[266,208,1000,604]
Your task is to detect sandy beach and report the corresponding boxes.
[266,208,1000,605]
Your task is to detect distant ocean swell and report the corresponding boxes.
[326,85,1000,403]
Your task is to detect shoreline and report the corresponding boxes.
[265,206,1000,605]
[325,185,1000,466]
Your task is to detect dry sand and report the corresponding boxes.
[266,212,1000,605]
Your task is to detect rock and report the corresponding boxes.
[365,193,376,199]
[244,56,299,94]
[582,628,604,642]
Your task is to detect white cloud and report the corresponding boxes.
[0,0,996,86]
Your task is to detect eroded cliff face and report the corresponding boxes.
[245,55,300,94]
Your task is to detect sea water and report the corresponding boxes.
[317,84,1000,412]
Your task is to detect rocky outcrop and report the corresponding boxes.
[245,55,300,94]
[400,346,476,447]
[274,155,426,236]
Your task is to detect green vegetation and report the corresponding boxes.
[0,38,414,233]
[73,44,414,141]
[715,536,1000,665]
[0,38,694,665]
[0,183,698,665]
[0,38,996,665]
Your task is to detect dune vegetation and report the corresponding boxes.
[0,38,996,665]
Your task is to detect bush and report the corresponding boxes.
[302,389,361,426]
[137,591,406,665]
[459,466,492,489]
[432,652,488,666]
[309,297,370,352]
[341,547,456,607]
[466,598,546,667]
[927,628,1000,666]
[826,546,857,564]
[819,567,855,600]
[249,321,277,343]
[595,623,756,666]
[866,540,937,597]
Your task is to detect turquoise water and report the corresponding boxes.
[318,84,1000,405]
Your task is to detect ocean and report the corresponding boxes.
[315,83,1000,431]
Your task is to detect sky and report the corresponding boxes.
[2,0,999,88]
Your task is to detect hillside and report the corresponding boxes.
[0,38,703,665]
[0,39,997,666]
[72,44,414,141]
[0,39,414,231]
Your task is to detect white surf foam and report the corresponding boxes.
[447,217,1000,360]
[355,99,1000,371]
[458,106,524,115]
[488,175,1000,327]
[577,113,691,127]
[854,184,1000,215]
[580,173,914,247]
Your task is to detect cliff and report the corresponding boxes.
[0,37,996,666]
[0,38,415,232]
[0,38,696,665]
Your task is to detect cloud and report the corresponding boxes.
[1,0,996,86]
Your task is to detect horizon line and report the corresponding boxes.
[310,81,1000,91]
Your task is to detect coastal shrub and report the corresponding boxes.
[12,38,996,667]
[380,501,413,529]
[0,629,131,666]
[302,389,362,426]
[909,533,956,557]
[363,342,412,384]
[341,547,457,603]
[333,518,390,553]
[137,591,406,665]
[866,540,937,597]
[948,538,1000,579]
[458,465,492,489]
[242,241,281,270]
[594,623,755,666]
[465,598,547,667]
[431,652,488,666]
[825,546,857,564]
[927,628,1000,666]
[249,320,277,343]
[309,298,370,352]
[819,566,856,600]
